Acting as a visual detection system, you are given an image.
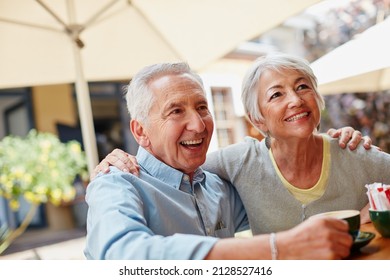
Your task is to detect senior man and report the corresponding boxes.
[84,62,353,260]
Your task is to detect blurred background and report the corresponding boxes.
[0,0,389,259]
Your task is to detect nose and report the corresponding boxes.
[287,91,304,108]
[186,111,206,132]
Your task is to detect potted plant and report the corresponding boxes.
[0,129,88,254]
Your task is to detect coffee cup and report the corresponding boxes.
[369,209,390,238]
[312,210,360,240]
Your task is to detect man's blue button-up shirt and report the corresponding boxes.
[84,147,248,260]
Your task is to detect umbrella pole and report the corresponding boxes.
[72,42,99,176]
[36,0,99,175]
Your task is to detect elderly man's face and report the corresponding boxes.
[141,74,214,176]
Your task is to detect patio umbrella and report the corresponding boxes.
[311,16,390,95]
[0,0,320,173]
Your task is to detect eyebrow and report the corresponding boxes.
[295,77,309,84]
[196,100,208,106]
[163,101,183,112]
[163,99,208,112]
[266,76,308,94]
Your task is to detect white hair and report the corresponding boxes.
[125,62,205,125]
[241,52,325,136]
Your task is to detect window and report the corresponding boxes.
[211,87,236,147]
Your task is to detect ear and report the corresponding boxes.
[130,120,150,147]
[248,114,268,134]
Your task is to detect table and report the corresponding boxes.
[348,222,390,260]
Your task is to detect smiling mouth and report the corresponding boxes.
[285,112,309,122]
[180,139,203,147]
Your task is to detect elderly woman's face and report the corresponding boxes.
[255,68,320,140]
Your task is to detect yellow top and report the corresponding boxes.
[269,135,330,205]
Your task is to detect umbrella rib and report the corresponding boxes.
[0,17,62,33]
[36,0,70,32]
[82,0,121,31]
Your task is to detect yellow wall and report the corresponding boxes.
[32,84,77,134]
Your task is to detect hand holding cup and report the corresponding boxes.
[312,210,360,240]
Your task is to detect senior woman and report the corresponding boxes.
[202,53,390,234]
[91,53,387,235]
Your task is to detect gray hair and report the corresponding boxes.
[125,62,205,125]
[241,52,325,136]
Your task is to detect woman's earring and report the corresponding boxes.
[265,136,271,149]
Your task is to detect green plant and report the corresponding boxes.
[0,129,88,254]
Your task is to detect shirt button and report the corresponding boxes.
[183,175,189,181]
[206,228,211,235]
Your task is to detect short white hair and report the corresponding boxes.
[125,62,205,125]
[241,52,325,136]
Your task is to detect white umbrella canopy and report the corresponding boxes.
[311,16,390,95]
[315,68,390,94]
[0,0,321,173]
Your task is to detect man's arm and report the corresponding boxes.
[90,127,373,180]
[207,216,352,260]
[85,170,217,259]
[86,169,352,260]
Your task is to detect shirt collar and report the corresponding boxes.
[137,147,206,190]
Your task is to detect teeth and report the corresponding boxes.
[181,139,203,145]
[286,112,308,122]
